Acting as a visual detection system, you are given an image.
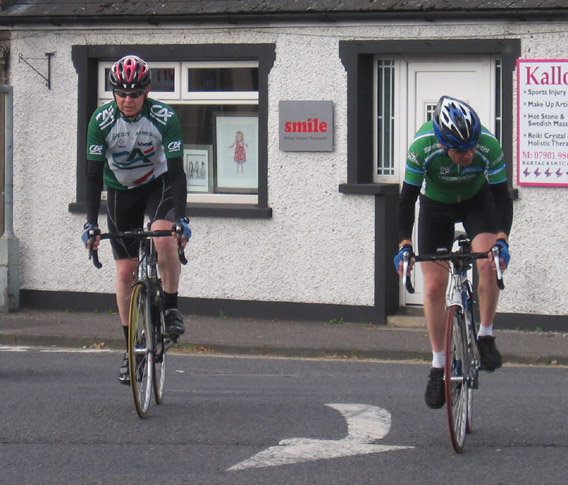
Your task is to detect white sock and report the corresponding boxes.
[432,350,445,369]
[478,324,493,337]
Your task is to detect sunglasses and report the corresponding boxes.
[114,89,146,99]
[448,147,475,154]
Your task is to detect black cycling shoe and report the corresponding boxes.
[424,367,446,409]
[164,308,185,336]
[118,352,130,385]
[478,336,502,371]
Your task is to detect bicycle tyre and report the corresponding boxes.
[153,309,166,405]
[128,283,154,418]
[445,305,470,453]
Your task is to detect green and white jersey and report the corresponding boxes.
[405,121,507,204]
[86,98,183,190]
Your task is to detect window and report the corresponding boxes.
[372,54,510,185]
[494,59,503,144]
[375,60,395,178]
[338,39,519,193]
[98,60,259,204]
[71,44,275,218]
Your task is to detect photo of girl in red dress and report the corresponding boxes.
[229,130,248,174]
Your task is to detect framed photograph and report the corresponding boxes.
[215,113,259,192]
[184,144,213,193]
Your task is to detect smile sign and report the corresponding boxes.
[279,100,334,152]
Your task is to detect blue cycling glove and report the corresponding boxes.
[81,223,100,247]
[393,244,413,272]
[174,217,192,242]
[494,239,510,267]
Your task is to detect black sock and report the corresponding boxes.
[164,291,178,310]
[122,326,128,351]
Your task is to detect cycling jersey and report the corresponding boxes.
[404,121,506,204]
[86,98,183,190]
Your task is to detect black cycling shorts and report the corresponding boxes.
[106,174,176,260]
[418,182,497,254]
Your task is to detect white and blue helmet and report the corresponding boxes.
[433,96,481,151]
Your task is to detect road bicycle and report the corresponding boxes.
[88,224,187,418]
[402,233,504,453]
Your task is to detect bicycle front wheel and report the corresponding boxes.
[445,305,471,453]
[129,283,154,418]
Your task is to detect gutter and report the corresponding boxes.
[0,9,568,26]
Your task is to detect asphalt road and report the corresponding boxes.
[0,347,566,484]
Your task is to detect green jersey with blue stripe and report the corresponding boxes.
[405,120,506,204]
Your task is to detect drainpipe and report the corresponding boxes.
[0,85,19,311]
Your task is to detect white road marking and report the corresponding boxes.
[0,345,109,354]
[228,403,413,471]
[0,345,31,352]
[40,348,109,353]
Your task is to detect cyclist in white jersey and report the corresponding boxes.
[82,55,191,385]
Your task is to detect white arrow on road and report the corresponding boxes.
[228,403,413,471]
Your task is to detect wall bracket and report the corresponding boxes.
[18,52,54,89]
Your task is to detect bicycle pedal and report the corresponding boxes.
[163,335,178,351]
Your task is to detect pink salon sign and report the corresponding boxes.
[517,59,568,187]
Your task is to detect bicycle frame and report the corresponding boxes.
[446,240,476,315]
[137,236,164,336]
[137,235,176,358]
[444,240,481,384]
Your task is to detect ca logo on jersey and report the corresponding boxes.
[150,105,174,126]
[96,105,115,130]
[88,144,104,156]
[112,147,154,169]
[168,140,182,153]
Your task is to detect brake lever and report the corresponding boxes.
[403,251,415,294]
[491,246,505,290]
[174,224,188,266]
[88,230,102,269]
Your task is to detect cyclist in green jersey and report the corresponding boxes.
[394,96,513,409]
[81,55,191,385]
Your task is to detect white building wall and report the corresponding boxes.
[5,20,568,316]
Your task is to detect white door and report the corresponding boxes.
[402,58,495,305]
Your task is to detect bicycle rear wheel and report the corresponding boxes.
[128,283,154,418]
[445,305,471,453]
[153,309,166,405]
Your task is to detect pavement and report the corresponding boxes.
[0,308,566,366]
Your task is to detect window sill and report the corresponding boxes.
[338,183,399,195]
[68,202,272,219]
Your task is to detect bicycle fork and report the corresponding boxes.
[462,278,481,390]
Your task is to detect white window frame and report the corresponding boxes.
[98,61,181,101]
[181,60,259,104]
[373,57,405,184]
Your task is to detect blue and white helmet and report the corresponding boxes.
[433,96,481,151]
